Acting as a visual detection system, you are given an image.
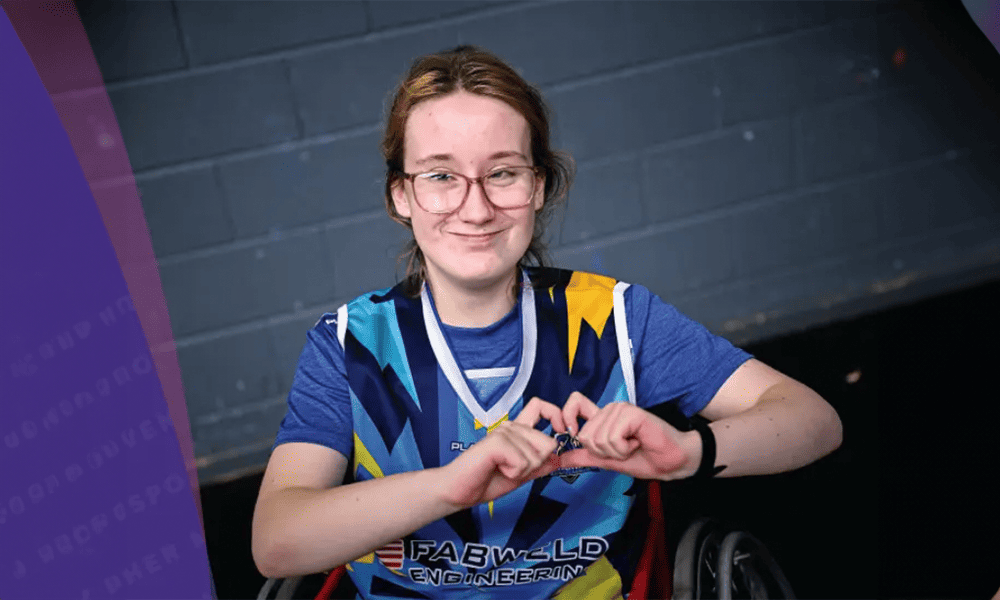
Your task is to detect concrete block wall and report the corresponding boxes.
[73,0,1000,484]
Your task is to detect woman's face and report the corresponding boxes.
[392,90,544,294]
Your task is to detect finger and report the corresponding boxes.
[495,446,534,480]
[562,391,601,436]
[582,413,639,460]
[608,435,641,458]
[575,402,621,458]
[558,448,622,473]
[493,424,556,479]
[525,453,562,481]
[605,406,643,458]
[484,427,533,479]
[513,423,560,461]
[515,397,568,433]
[578,422,623,460]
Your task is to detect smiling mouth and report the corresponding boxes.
[452,231,501,241]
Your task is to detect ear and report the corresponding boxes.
[391,179,412,219]
[532,175,546,211]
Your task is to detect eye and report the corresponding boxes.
[419,171,456,183]
[486,169,516,183]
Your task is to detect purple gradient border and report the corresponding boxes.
[2,3,200,509]
[1,3,212,599]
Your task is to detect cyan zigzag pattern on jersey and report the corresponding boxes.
[345,287,440,476]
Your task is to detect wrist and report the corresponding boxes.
[428,464,464,511]
[673,429,703,480]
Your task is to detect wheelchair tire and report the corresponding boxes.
[717,530,796,600]
[672,517,723,599]
[257,576,303,600]
[672,518,796,600]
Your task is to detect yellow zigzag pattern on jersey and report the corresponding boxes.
[351,433,385,566]
[553,555,623,599]
[353,432,384,479]
[564,271,616,373]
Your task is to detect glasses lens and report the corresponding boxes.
[413,172,465,213]
[484,167,535,208]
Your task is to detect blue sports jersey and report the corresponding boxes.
[274,268,751,598]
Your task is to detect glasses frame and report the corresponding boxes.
[396,165,542,214]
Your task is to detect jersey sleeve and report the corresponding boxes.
[625,285,752,418]
[272,313,354,459]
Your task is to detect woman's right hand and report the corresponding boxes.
[438,397,567,509]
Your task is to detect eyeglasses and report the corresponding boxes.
[397,165,541,214]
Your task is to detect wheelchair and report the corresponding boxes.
[256,481,796,600]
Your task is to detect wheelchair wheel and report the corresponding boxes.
[672,518,796,600]
[672,517,724,599]
[257,571,344,600]
[716,530,796,600]
[257,576,303,600]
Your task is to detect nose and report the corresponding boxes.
[456,179,495,224]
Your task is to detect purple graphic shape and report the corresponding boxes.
[0,9,213,600]
[962,0,1000,54]
[1,1,200,514]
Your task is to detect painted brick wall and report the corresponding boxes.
[73,0,1000,484]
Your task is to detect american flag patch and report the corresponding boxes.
[376,539,404,570]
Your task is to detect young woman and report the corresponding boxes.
[252,46,842,599]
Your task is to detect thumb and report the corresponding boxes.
[559,448,618,471]
[528,453,563,479]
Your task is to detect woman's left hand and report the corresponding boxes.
[559,392,696,480]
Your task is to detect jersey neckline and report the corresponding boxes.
[421,270,537,428]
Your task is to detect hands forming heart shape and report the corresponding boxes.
[524,392,691,479]
[440,392,696,509]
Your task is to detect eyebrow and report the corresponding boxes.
[413,151,529,166]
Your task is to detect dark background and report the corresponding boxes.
[202,275,1000,600]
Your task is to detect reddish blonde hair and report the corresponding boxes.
[381,45,574,295]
